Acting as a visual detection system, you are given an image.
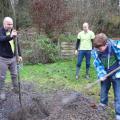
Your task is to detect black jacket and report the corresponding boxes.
[0,27,21,58]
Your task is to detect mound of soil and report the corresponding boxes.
[0,82,112,120]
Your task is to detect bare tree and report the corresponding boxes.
[31,0,74,39]
[64,0,120,36]
[0,0,12,24]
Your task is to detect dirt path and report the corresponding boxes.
[0,82,112,120]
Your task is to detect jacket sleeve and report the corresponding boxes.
[91,49,107,79]
[0,30,13,42]
[110,39,120,61]
[0,35,13,42]
[75,39,80,50]
[110,39,120,78]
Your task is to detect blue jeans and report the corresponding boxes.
[100,77,120,116]
[76,50,91,76]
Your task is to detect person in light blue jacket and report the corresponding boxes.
[92,33,120,120]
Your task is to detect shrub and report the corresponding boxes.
[59,34,76,42]
[21,35,59,64]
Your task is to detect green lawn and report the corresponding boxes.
[6,58,114,97]
[20,58,97,92]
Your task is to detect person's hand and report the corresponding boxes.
[75,50,78,55]
[18,56,22,62]
[11,29,17,38]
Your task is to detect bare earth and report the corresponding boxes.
[0,82,112,120]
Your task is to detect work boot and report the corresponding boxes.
[85,69,90,79]
[14,88,19,94]
[0,90,6,101]
[12,87,19,94]
[76,75,79,80]
[97,103,107,112]
[76,67,80,80]
[11,78,19,93]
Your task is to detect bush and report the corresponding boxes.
[94,15,120,37]
[21,35,59,64]
[59,34,76,42]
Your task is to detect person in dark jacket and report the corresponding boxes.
[0,17,22,100]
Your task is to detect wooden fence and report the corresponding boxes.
[60,42,76,58]
[60,38,120,59]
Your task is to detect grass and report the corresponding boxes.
[6,58,115,118]
[19,58,97,92]
[6,58,114,95]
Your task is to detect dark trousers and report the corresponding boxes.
[0,56,18,90]
[76,50,91,76]
[100,77,120,116]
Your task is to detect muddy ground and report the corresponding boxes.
[0,82,113,120]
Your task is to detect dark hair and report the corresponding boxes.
[93,33,108,48]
